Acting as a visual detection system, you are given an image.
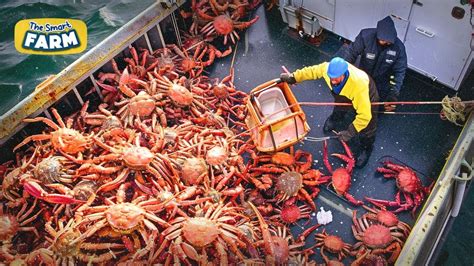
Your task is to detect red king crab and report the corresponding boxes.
[177,156,208,186]
[123,46,160,80]
[3,149,83,205]
[13,108,92,157]
[351,210,406,263]
[153,202,247,265]
[361,205,411,238]
[154,74,210,119]
[248,202,314,265]
[240,188,274,217]
[0,200,41,246]
[205,68,248,123]
[114,90,167,129]
[351,251,389,266]
[309,229,352,262]
[197,3,259,45]
[248,149,327,210]
[80,102,134,140]
[96,47,155,103]
[181,29,233,66]
[77,136,174,192]
[166,44,209,78]
[73,183,170,255]
[322,139,363,206]
[271,197,311,226]
[365,161,433,216]
[151,46,180,80]
[38,218,125,264]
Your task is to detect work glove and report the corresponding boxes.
[384,86,399,112]
[338,124,357,142]
[280,73,297,84]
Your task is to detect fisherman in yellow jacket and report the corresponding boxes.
[280,57,379,168]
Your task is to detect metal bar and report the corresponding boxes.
[43,110,52,120]
[156,25,166,47]
[293,116,299,140]
[72,87,84,106]
[0,0,185,143]
[89,75,104,101]
[269,125,278,153]
[144,32,154,53]
[171,11,182,47]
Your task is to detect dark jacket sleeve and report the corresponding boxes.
[338,31,366,64]
[391,42,407,93]
[392,42,407,93]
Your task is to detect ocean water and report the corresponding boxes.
[0,0,154,115]
[0,1,471,265]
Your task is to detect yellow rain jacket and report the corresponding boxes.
[293,62,372,132]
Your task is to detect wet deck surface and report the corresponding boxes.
[207,5,464,263]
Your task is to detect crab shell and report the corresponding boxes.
[276,171,303,197]
[182,217,220,247]
[105,203,146,234]
[123,147,154,170]
[0,214,19,241]
[128,92,156,117]
[34,156,64,183]
[180,58,198,72]
[396,169,423,194]
[206,146,228,166]
[101,116,123,131]
[271,152,296,166]
[271,236,290,264]
[169,83,193,106]
[376,210,399,227]
[73,181,98,201]
[280,204,301,224]
[51,128,89,154]
[212,84,229,99]
[52,227,81,257]
[323,235,347,254]
[332,168,351,195]
[362,224,393,249]
[180,157,208,185]
[2,168,23,201]
[213,15,234,35]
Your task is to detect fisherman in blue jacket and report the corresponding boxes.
[337,16,407,112]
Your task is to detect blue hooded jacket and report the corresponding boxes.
[337,16,407,99]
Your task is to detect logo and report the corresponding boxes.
[365,53,375,60]
[15,18,87,55]
[387,50,397,56]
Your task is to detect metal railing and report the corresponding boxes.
[396,113,473,265]
[0,0,185,148]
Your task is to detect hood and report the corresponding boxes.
[376,16,397,43]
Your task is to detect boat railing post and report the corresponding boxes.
[451,159,473,217]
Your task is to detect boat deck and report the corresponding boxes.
[0,2,470,264]
[208,5,464,263]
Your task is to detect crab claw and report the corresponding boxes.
[365,197,400,208]
[343,192,363,206]
[248,202,276,266]
[323,140,333,174]
[23,181,82,204]
[118,68,137,98]
[298,224,321,242]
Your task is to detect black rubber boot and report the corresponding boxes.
[356,137,375,168]
[355,146,372,168]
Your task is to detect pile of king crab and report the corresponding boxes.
[0,3,433,265]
